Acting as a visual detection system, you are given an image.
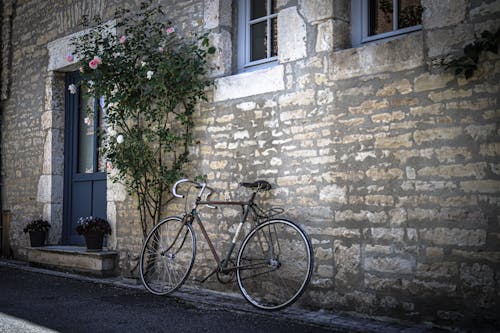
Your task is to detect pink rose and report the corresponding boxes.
[106,161,113,170]
[119,35,126,44]
[166,26,175,34]
[66,54,73,62]
[89,59,99,69]
[158,47,164,52]
[93,56,102,64]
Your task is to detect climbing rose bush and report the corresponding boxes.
[69,1,214,238]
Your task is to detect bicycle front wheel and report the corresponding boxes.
[140,216,196,295]
[236,219,314,310]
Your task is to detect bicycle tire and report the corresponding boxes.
[140,216,196,295]
[236,219,314,310]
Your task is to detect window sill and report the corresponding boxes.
[331,31,424,80]
[214,65,285,102]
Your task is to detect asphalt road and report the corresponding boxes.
[0,265,336,333]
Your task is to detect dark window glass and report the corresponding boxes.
[271,17,278,57]
[250,21,267,61]
[369,0,421,36]
[369,0,393,36]
[398,0,423,29]
[251,0,267,19]
[78,86,95,174]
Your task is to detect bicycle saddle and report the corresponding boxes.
[240,180,272,191]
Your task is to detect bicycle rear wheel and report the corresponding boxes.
[236,219,314,310]
[140,216,196,295]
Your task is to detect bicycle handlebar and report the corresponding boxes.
[172,178,215,200]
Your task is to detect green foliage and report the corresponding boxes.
[71,1,213,237]
[76,217,112,235]
[23,219,51,233]
[443,27,500,79]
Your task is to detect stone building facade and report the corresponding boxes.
[1,0,499,330]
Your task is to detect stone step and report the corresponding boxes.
[26,246,118,277]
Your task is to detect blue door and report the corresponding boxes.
[63,72,107,245]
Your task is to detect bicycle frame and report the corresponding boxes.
[179,190,259,282]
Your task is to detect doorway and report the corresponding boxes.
[63,72,107,245]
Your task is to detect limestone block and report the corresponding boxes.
[460,263,495,292]
[364,256,414,274]
[316,20,333,53]
[203,0,231,29]
[460,180,500,193]
[365,195,394,207]
[207,30,232,77]
[376,79,412,96]
[47,20,116,72]
[370,228,405,242]
[413,127,462,145]
[331,32,424,80]
[425,24,475,58]
[334,241,361,288]
[335,209,387,224]
[319,184,347,203]
[420,228,486,246]
[37,175,63,203]
[417,163,487,179]
[214,65,284,101]
[299,0,333,23]
[416,262,458,279]
[366,167,404,181]
[480,142,500,156]
[278,7,307,63]
[421,0,467,29]
[374,133,413,149]
[428,88,472,102]
[414,73,454,92]
[278,89,315,107]
[469,0,500,20]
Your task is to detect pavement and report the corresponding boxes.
[0,259,443,333]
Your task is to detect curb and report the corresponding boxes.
[0,259,436,333]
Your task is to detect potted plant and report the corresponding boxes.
[23,219,51,247]
[76,216,111,251]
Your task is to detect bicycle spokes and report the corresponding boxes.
[139,217,196,295]
[236,219,313,310]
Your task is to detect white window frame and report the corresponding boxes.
[351,0,422,47]
[237,0,278,72]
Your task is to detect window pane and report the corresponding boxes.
[271,17,278,57]
[78,86,95,174]
[250,0,267,20]
[369,0,394,36]
[398,0,422,29]
[250,21,267,61]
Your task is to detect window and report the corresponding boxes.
[237,0,278,72]
[352,0,423,47]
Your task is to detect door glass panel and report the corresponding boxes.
[97,96,106,172]
[398,0,422,29]
[250,0,267,20]
[78,85,95,174]
[369,0,394,36]
[250,21,267,61]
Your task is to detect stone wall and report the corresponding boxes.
[1,0,499,329]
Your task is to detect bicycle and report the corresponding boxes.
[139,179,314,311]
